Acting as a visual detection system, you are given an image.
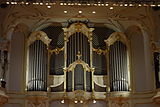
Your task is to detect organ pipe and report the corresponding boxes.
[109,41,129,92]
[66,31,91,91]
[27,40,48,91]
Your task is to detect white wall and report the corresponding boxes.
[130,30,146,91]
[8,32,25,92]
[125,26,154,92]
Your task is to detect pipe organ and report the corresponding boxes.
[26,21,131,95]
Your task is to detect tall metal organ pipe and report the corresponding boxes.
[66,32,90,91]
[109,41,129,91]
[27,40,48,91]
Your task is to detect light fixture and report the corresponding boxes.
[79,10,82,14]
[64,10,67,13]
[138,4,142,7]
[80,100,83,103]
[40,3,43,5]
[105,3,108,6]
[124,4,128,6]
[61,100,64,104]
[150,4,156,7]
[74,100,78,103]
[129,4,133,6]
[60,3,63,5]
[113,4,116,6]
[6,2,10,4]
[4,1,160,7]
[93,100,96,104]
[11,2,14,5]
[120,4,123,6]
[92,11,96,14]
[47,5,51,8]
[110,7,114,10]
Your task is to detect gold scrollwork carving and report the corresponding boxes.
[109,95,130,107]
[73,90,86,101]
[62,23,94,39]
[66,59,92,73]
[105,32,129,47]
[27,31,51,47]
[49,47,64,55]
[75,23,83,32]
[92,47,108,55]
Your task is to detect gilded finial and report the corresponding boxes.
[76,51,82,60]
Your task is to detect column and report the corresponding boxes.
[63,30,68,92]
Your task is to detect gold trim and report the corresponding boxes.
[27,31,51,47]
[106,46,110,92]
[105,32,129,47]
[63,29,68,92]
[92,47,107,55]
[62,23,94,39]
[49,47,64,55]
[67,59,91,72]
[47,45,51,92]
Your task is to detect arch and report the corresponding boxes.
[105,32,130,48]
[32,22,53,32]
[63,23,94,39]
[67,59,91,72]
[125,25,154,91]
[104,19,126,32]
[4,23,29,41]
[27,31,51,47]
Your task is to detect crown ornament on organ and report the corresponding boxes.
[77,51,82,60]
